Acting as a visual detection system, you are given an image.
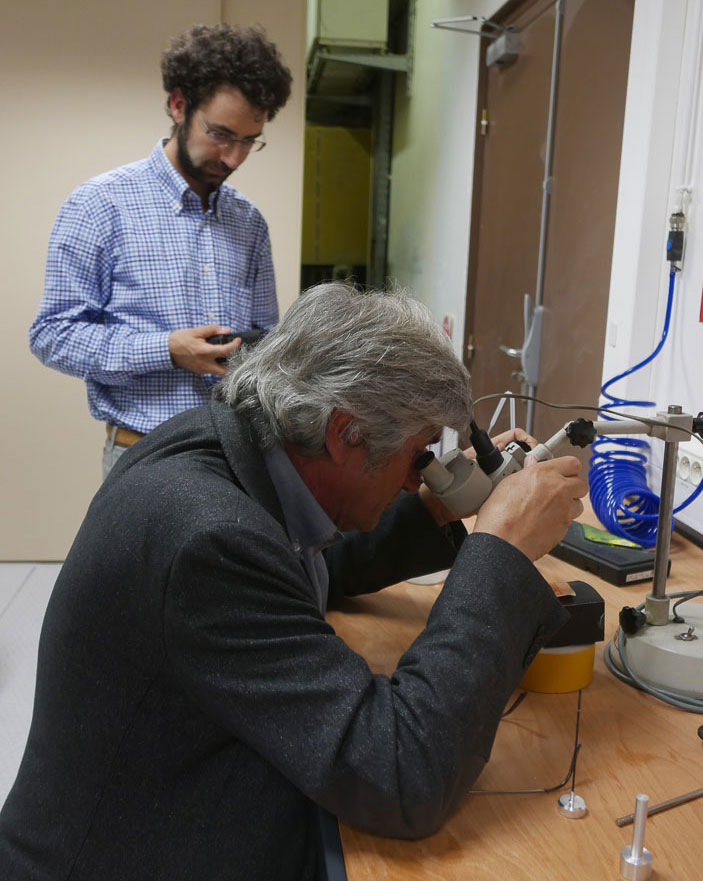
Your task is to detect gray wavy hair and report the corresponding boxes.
[216,283,472,465]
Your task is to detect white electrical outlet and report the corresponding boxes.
[678,454,691,481]
[678,450,703,486]
[651,444,703,539]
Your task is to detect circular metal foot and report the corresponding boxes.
[620,845,652,880]
[558,791,587,818]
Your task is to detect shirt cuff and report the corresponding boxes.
[128,331,174,374]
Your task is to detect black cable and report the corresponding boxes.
[501,691,528,717]
[473,391,703,452]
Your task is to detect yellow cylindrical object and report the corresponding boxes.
[519,644,595,694]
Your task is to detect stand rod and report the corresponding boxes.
[651,406,681,599]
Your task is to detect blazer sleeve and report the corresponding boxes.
[164,499,568,841]
[325,492,467,605]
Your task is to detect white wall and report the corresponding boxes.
[1,0,306,560]
[605,0,703,535]
[222,0,307,316]
[387,0,500,357]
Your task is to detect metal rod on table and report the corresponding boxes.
[616,787,703,827]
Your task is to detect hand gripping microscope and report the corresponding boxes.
[417,407,703,708]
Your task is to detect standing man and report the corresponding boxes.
[29,23,292,476]
[2,284,588,880]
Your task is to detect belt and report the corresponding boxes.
[106,424,145,447]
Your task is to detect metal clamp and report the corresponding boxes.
[499,293,544,387]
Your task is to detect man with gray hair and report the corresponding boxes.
[1,283,587,880]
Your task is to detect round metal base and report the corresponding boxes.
[558,791,587,818]
[620,845,652,880]
[609,604,703,700]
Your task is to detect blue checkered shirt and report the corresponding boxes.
[29,141,278,433]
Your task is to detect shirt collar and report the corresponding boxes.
[148,139,222,213]
[264,445,340,554]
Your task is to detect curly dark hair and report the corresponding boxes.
[161,23,292,120]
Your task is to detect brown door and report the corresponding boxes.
[464,0,634,448]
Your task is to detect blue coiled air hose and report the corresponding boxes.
[588,269,703,547]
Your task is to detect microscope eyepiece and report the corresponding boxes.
[414,450,435,470]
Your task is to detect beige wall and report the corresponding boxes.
[1,0,306,560]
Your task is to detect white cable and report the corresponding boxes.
[487,391,513,434]
[672,0,703,212]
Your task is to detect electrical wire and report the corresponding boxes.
[673,591,703,621]
[472,391,703,453]
[469,690,583,795]
[501,691,527,717]
[603,591,703,713]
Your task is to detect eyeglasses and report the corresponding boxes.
[195,113,266,154]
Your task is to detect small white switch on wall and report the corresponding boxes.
[608,321,618,348]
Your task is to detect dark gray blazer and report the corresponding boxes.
[0,401,567,880]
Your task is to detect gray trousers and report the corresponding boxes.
[102,427,129,481]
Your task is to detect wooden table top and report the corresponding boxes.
[326,518,703,881]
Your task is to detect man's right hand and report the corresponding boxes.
[473,455,588,561]
[168,324,241,376]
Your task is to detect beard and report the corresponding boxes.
[176,118,232,189]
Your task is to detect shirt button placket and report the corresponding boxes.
[199,215,219,324]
